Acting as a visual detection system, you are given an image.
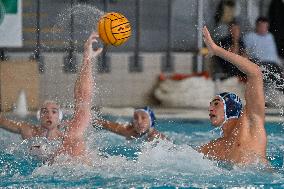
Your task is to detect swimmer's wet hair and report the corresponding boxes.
[256,16,269,24]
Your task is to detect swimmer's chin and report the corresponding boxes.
[209,118,224,127]
[209,120,220,127]
[134,126,148,133]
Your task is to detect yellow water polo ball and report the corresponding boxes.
[98,12,131,46]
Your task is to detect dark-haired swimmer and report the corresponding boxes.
[0,32,103,161]
[199,26,268,166]
[94,106,166,141]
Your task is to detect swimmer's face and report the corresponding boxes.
[208,97,225,126]
[133,111,151,134]
[39,102,60,130]
[256,21,269,35]
[230,24,240,39]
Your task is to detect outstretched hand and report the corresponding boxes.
[84,32,103,60]
[202,26,217,57]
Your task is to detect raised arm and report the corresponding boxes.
[67,33,103,138]
[203,26,265,126]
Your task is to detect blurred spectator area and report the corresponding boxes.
[1,0,282,109]
[15,0,274,52]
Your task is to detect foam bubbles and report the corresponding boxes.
[1,118,284,187]
[44,4,105,51]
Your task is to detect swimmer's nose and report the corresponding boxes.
[208,105,213,112]
[45,112,53,120]
[135,116,142,123]
[137,118,143,125]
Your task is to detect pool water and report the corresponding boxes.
[0,115,284,188]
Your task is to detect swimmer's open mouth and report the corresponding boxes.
[209,114,216,118]
[46,120,52,124]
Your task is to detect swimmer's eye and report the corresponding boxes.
[52,110,59,114]
[142,116,148,120]
[209,102,219,107]
[41,109,48,114]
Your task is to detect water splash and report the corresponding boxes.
[261,65,284,126]
[1,121,284,188]
[28,134,283,188]
[43,4,105,51]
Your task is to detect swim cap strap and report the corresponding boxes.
[210,124,224,137]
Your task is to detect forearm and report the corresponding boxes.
[74,56,94,105]
[214,45,261,77]
[74,33,102,106]
[0,117,22,133]
[94,119,116,131]
[94,119,126,135]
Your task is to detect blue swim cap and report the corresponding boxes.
[217,92,242,121]
[134,106,156,127]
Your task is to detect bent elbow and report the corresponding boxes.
[254,66,263,76]
[248,65,263,78]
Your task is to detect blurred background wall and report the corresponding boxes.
[0,0,277,110]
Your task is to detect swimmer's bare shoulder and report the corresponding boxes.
[198,138,222,157]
